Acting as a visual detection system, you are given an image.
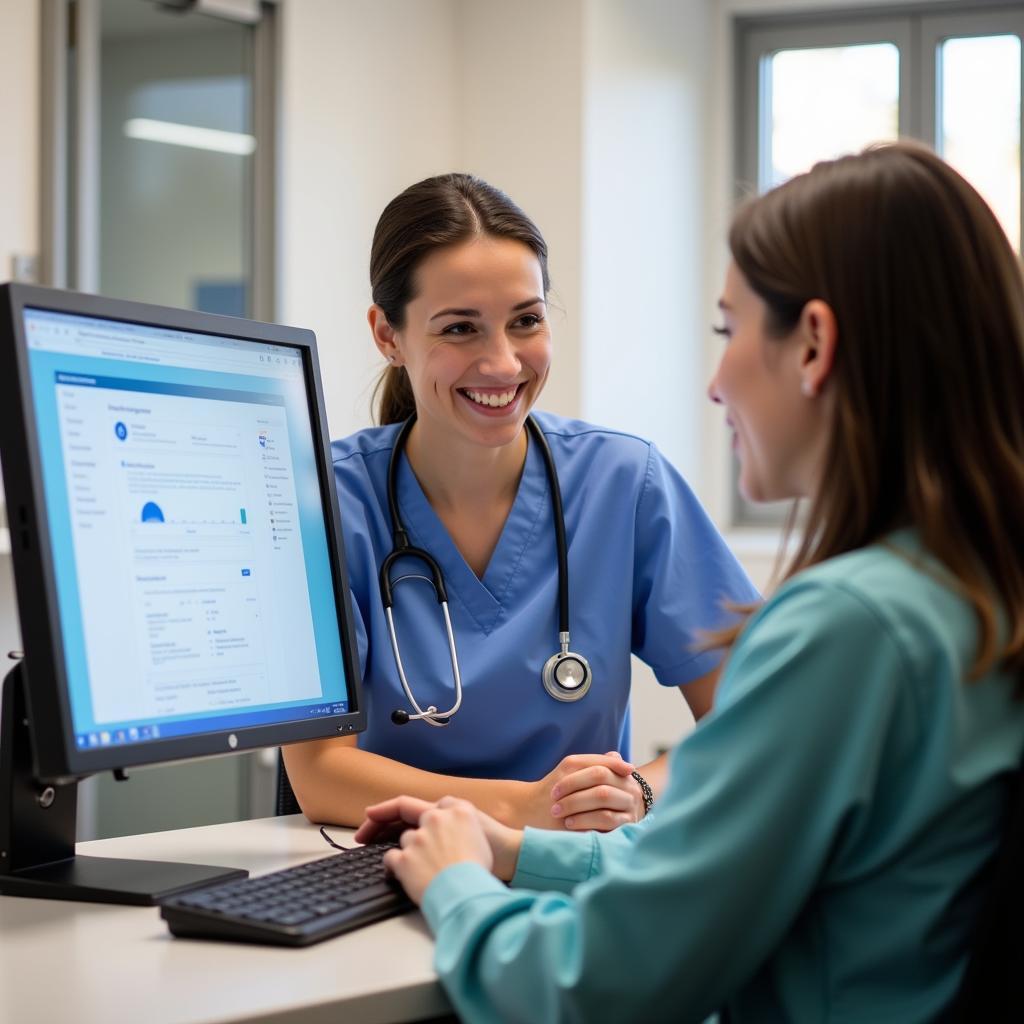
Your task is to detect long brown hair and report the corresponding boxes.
[722,142,1024,684]
[369,174,550,425]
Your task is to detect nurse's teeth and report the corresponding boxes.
[465,389,516,408]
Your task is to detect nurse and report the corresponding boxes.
[284,173,757,830]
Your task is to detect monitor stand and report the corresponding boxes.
[0,663,248,905]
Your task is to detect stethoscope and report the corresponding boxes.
[382,413,592,727]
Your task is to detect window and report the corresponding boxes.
[733,3,1024,526]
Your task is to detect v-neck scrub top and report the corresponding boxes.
[331,412,758,781]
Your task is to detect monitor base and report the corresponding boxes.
[1,854,246,906]
[0,662,248,906]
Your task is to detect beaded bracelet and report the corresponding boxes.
[631,769,654,817]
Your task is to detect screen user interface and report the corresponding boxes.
[23,307,350,752]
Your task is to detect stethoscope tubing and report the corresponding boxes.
[382,413,587,725]
[384,596,462,727]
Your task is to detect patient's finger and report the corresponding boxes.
[354,795,434,843]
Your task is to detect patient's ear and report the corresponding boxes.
[368,305,402,365]
[797,299,838,398]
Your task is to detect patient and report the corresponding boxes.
[354,142,1024,1022]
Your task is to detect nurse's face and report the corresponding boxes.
[708,262,834,503]
[386,236,551,450]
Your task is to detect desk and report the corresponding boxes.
[0,815,452,1024]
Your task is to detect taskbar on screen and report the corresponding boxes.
[74,700,349,751]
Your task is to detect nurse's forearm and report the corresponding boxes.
[283,739,530,829]
[678,667,720,721]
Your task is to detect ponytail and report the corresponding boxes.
[373,365,416,426]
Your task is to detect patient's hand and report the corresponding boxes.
[357,795,524,901]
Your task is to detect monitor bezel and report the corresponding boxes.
[0,283,366,782]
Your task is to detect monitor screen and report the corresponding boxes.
[9,296,359,774]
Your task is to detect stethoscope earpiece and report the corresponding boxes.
[385,414,592,726]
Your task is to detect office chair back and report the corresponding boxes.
[275,752,302,816]
[945,750,1024,1022]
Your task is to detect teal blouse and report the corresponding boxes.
[420,533,1024,1023]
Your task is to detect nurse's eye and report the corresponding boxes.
[441,321,477,337]
[712,324,731,340]
[513,313,545,330]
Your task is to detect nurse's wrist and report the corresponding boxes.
[515,776,564,831]
[489,779,533,830]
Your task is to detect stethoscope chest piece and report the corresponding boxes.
[542,634,592,702]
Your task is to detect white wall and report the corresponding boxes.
[278,0,460,439]
[454,0,585,421]
[581,0,712,483]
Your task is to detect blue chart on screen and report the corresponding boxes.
[141,501,165,523]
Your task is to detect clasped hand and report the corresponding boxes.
[527,750,643,832]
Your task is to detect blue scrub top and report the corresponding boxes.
[331,412,758,781]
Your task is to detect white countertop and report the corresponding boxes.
[0,815,450,1024]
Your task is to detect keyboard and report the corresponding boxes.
[160,841,413,947]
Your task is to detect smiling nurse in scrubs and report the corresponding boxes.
[283,174,757,831]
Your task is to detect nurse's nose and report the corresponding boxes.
[478,330,521,378]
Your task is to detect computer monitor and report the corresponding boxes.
[0,283,365,904]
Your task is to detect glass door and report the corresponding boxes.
[44,0,275,317]
[100,0,255,314]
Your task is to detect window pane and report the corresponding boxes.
[766,43,899,189]
[939,35,1021,252]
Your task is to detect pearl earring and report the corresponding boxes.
[386,355,396,364]
[801,380,815,397]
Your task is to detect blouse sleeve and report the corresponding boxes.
[419,579,917,1024]
[631,443,760,684]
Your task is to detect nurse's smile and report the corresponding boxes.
[458,382,527,417]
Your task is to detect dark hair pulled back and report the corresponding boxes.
[370,174,550,424]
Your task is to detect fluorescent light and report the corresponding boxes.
[123,118,256,156]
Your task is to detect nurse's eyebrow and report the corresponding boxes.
[430,307,480,321]
[717,298,732,310]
